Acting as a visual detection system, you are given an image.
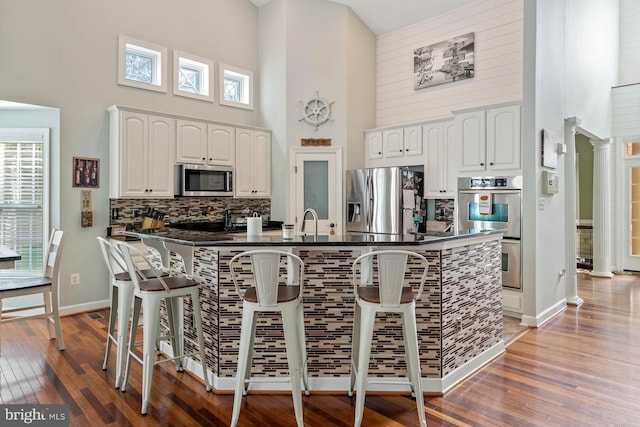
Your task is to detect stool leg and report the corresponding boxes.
[166,296,185,371]
[354,304,376,427]
[349,302,361,397]
[242,310,257,395]
[231,303,256,427]
[103,284,118,371]
[115,282,134,388]
[282,304,304,427]
[296,299,310,395]
[403,307,427,427]
[121,295,142,392]
[190,290,211,391]
[140,293,162,415]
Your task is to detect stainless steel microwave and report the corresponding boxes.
[175,164,233,197]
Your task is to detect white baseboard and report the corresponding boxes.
[60,299,109,317]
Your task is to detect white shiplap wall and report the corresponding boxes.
[619,0,640,84]
[612,85,640,138]
[375,0,523,128]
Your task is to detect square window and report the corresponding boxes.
[173,51,214,102]
[219,63,253,110]
[118,35,167,93]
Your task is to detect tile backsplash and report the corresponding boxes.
[109,197,271,228]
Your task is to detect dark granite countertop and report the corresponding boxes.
[123,227,504,247]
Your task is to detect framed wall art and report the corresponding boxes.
[73,157,100,188]
[413,32,475,90]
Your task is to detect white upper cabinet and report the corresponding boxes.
[382,128,404,157]
[207,124,235,166]
[177,121,236,167]
[235,129,271,197]
[365,131,383,160]
[404,125,423,156]
[365,125,424,167]
[109,109,175,198]
[176,119,207,164]
[456,104,521,174]
[424,119,456,198]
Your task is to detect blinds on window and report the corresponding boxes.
[0,139,44,275]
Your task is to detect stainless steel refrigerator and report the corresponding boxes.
[346,167,423,235]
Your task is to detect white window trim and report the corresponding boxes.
[219,63,254,110]
[173,50,214,102]
[118,35,167,93]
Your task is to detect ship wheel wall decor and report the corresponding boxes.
[299,91,333,131]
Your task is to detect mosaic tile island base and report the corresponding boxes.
[124,229,505,394]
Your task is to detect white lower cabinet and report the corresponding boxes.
[235,129,271,197]
[424,120,456,198]
[109,108,175,198]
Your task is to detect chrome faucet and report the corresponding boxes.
[301,208,318,239]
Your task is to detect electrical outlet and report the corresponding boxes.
[70,273,80,285]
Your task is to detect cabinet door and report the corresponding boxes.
[252,131,271,197]
[404,125,423,156]
[382,128,404,157]
[235,128,255,196]
[456,111,486,172]
[120,111,148,197]
[176,119,206,164]
[486,105,521,170]
[424,123,444,197]
[443,120,457,196]
[147,115,175,197]
[365,131,383,160]
[207,124,235,166]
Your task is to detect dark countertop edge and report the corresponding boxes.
[122,229,505,247]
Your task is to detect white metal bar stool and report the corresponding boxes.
[348,250,429,427]
[229,250,310,427]
[114,240,211,415]
[96,237,169,388]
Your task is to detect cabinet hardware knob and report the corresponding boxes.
[378,152,381,155]
[480,163,484,166]
[490,162,494,165]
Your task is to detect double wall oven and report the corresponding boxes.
[457,176,522,290]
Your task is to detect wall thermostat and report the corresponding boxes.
[542,170,559,194]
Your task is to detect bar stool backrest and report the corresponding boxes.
[97,237,125,280]
[114,241,170,293]
[352,250,428,306]
[230,250,304,307]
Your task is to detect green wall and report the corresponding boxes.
[576,134,593,221]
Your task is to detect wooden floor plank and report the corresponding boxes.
[1,271,640,426]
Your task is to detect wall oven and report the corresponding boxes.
[175,164,233,197]
[457,176,522,290]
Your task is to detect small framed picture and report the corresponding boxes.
[73,157,100,188]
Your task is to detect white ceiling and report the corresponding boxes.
[249,0,476,35]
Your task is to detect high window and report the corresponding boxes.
[173,51,214,102]
[118,35,167,93]
[0,129,49,276]
[220,64,254,110]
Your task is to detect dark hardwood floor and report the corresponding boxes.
[2,270,640,426]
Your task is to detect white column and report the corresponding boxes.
[591,138,614,278]
[564,118,583,305]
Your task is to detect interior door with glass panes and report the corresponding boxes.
[292,149,342,236]
[624,156,640,271]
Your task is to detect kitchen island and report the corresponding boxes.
[124,228,505,394]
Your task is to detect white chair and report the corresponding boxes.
[348,250,429,427]
[0,229,66,355]
[114,240,211,415]
[228,250,310,427]
[97,237,169,388]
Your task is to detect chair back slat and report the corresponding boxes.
[229,250,304,307]
[353,250,428,306]
[114,241,170,292]
[44,229,65,281]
